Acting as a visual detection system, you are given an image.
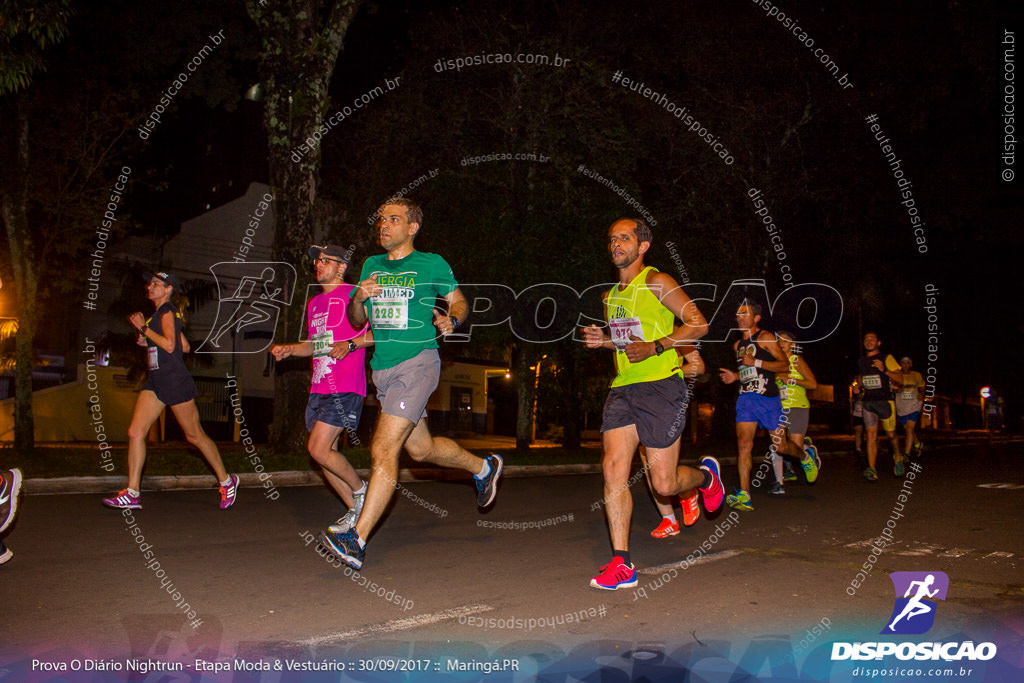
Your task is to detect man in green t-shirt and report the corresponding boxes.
[319,197,503,570]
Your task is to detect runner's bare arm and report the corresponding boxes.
[680,349,705,378]
[647,271,708,348]
[348,273,379,328]
[784,357,817,389]
[580,291,615,350]
[135,310,179,354]
[739,331,789,372]
[271,340,313,360]
[719,340,741,384]
[437,286,469,333]
[326,327,374,360]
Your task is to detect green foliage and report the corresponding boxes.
[0,0,72,95]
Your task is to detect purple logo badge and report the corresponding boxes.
[881,571,949,635]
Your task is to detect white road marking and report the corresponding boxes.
[844,538,1016,561]
[299,603,494,646]
[637,549,743,575]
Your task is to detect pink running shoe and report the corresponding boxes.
[590,557,638,590]
[0,468,23,532]
[103,489,141,510]
[219,475,239,509]
[698,456,724,513]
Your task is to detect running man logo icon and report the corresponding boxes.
[881,571,949,635]
[198,262,296,354]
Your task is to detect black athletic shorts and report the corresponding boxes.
[142,373,198,407]
[601,374,689,449]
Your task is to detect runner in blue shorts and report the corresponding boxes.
[272,245,373,535]
[895,356,926,459]
[719,302,818,511]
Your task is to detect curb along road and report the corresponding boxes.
[24,435,1022,494]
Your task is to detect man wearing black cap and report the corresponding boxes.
[272,245,372,533]
[103,271,239,510]
[319,198,503,570]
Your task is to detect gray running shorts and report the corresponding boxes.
[372,349,441,424]
[782,406,810,435]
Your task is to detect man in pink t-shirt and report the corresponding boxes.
[271,245,373,532]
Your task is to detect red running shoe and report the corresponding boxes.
[650,517,679,538]
[681,491,701,527]
[590,557,638,590]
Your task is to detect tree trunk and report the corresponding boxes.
[245,0,364,449]
[513,344,536,449]
[0,92,37,454]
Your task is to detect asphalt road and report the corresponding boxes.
[3,440,1022,681]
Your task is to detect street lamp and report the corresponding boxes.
[980,387,990,430]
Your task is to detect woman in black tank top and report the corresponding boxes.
[101,272,238,511]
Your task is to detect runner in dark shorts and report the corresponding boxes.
[582,218,723,590]
[642,347,704,538]
[102,272,238,510]
[857,332,903,481]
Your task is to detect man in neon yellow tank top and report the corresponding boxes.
[581,218,724,590]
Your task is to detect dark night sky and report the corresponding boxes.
[14,0,1024,425]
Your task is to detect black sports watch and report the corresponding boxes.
[450,316,460,328]
[654,341,665,356]
[348,340,357,353]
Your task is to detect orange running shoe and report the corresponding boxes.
[681,491,701,527]
[650,517,679,538]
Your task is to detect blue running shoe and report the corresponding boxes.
[319,529,364,570]
[475,454,503,507]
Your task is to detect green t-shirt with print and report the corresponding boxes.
[359,250,458,370]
